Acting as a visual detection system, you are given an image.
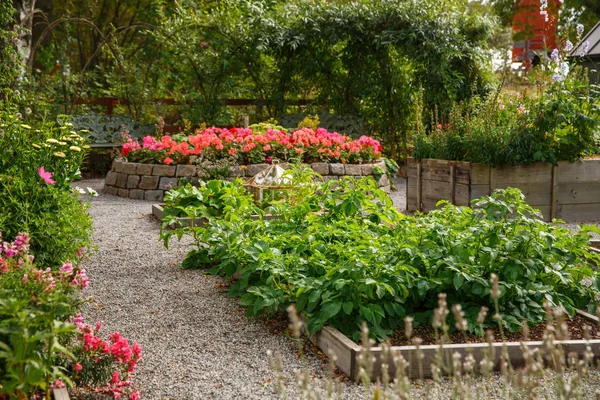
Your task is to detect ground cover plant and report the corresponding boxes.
[162,178,600,341]
[122,127,382,165]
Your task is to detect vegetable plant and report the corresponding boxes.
[163,180,600,341]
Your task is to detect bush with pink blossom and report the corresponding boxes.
[122,127,382,165]
[0,233,142,399]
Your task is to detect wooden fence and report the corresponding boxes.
[407,158,600,221]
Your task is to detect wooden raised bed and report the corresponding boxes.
[407,158,600,221]
[305,308,600,381]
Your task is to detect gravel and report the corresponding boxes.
[79,177,600,399]
[79,178,364,399]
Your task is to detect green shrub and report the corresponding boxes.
[412,58,600,166]
[0,93,92,266]
[164,179,600,341]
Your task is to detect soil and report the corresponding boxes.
[388,314,600,347]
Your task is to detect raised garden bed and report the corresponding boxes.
[407,158,600,221]
[105,160,390,201]
[305,309,600,381]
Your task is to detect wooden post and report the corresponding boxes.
[449,164,456,205]
[243,115,249,128]
[416,161,422,211]
[551,164,558,220]
[489,167,496,194]
[53,388,70,400]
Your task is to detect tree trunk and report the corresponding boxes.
[13,0,36,71]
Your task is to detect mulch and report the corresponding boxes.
[388,314,600,347]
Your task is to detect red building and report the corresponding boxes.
[512,0,560,68]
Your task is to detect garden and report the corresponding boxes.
[3,0,600,399]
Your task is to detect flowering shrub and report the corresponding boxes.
[0,233,83,397]
[0,90,92,266]
[122,127,382,165]
[66,315,141,399]
[0,233,142,399]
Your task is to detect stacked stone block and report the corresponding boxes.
[104,160,390,200]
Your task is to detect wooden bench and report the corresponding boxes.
[60,113,155,148]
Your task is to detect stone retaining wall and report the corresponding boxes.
[104,160,390,201]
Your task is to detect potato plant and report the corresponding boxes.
[162,179,600,341]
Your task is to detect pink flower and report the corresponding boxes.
[112,371,120,384]
[228,148,237,156]
[164,157,173,165]
[74,363,83,372]
[130,392,141,400]
[38,166,55,185]
[52,379,65,389]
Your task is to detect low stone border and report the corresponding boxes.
[305,311,600,381]
[104,160,390,201]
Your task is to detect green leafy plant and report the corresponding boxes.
[0,93,93,267]
[164,183,600,341]
[160,179,260,231]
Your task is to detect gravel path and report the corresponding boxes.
[80,178,361,399]
[79,177,599,399]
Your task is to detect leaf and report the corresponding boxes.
[343,301,354,315]
[453,273,465,290]
[320,301,342,320]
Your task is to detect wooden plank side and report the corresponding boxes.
[421,179,452,200]
[558,160,600,184]
[455,162,470,185]
[470,163,490,185]
[558,204,600,221]
[455,183,470,206]
[368,340,600,380]
[312,326,360,379]
[493,162,552,185]
[407,165,417,179]
[491,182,552,206]
[471,184,490,200]
[407,196,418,211]
[557,182,600,205]
[420,166,452,183]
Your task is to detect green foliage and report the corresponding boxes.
[0,1,20,89]
[0,241,80,397]
[0,94,92,266]
[160,179,260,233]
[164,179,600,341]
[297,115,320,131]
[412,65,600,165]
[25,0,496,157]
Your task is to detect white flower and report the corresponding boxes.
[577,24,584,38]
[25,107,32,115]
[581,278,593,287]
[74,186,86,195]
[565,40,573,52]
[86,187,98,197]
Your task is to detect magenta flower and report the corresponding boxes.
[37,166,55,185]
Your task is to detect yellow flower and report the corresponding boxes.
[32,143,41,149]
[82,145,90,149]
[58,141,67,146]
[54,152,66,158]
[69,146,81,152]
[241,165,247,170]
[46,138,59,144]
[21,124,32,129]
